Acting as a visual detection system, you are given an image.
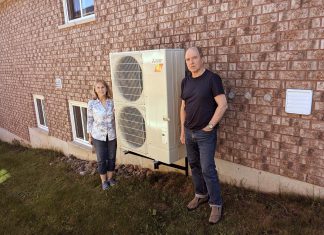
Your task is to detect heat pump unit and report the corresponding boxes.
[110,49,185,164]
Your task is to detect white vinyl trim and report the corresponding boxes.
[32,94,48,132]
[61,0,95,24]
[68,100,91,147]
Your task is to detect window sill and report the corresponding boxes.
[58,15,96,29]
[34,127,49,135]
[70,140,93,150]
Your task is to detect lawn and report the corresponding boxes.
[0,141,323,235]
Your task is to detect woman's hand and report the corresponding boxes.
[88,135,93,145]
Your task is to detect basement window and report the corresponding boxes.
[68,100,90,146]
[62,0,95,24]
[33,95,48,131]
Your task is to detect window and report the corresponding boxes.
[33,95,48,131]
[63,0,94,23]
[68,100,90,146]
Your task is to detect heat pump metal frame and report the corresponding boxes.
[123,150,189,176]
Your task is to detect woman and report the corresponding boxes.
[87,79,117,190]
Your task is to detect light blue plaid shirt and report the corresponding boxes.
[87,99,116,141]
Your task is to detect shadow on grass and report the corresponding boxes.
[0,141,323,235]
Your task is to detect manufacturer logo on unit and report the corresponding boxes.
[152,59,163,63]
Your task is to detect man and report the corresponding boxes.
[180,47,228,224]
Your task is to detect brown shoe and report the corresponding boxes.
[186,196,208,211]
[209,206,222,224]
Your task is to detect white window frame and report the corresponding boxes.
[62,0,95,24]
[33,95,48,132]
[68,100,91,147]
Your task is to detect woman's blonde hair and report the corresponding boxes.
[92,79,113,99]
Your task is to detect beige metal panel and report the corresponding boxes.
[143,50,169,162]
[165,49,186,162]
[143,49,185,163]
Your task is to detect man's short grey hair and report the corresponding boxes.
[186,46,203,58]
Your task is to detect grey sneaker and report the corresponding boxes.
[187,196,208,211]
[108,179,117,186]
[209,206,223,224]
[102,181,109,190]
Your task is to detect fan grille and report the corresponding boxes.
[119,106,146,148]
[114,56,143,101]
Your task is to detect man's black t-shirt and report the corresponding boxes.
[181,69,225,130]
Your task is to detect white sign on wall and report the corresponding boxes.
[55,77,62,89]
[285,89,313,115]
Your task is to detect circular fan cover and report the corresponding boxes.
[119,106,146,148]
[115,56,143,101]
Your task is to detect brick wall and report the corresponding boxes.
[0,0,323,187]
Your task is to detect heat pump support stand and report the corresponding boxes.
[123,151,189,176]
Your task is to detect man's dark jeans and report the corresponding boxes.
[185,127,222,206]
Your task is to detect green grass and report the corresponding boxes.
[0,141,323,235]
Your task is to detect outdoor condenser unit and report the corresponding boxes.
[109,49,185,164]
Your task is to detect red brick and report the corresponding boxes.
[309,7,324,17]
[261,42,287,51]
[307,175,324,187]
[311,18,322,28]
[311,121,324,131]
[307,50,324,60]
[279,142,299,154]
[262,2,289,14]
[309,28,324,40]
[281,117,310,128]
[290,0,302,9]
[259,80,281,88]
[300,138,324,150]
[255,114,270,123]
[281,30,308,40]
[256,13,278,24]
[272,141,281,149]
[217,46,236,54]
[273,125,300,136]
[252,0,268,6]
[289,19,313,30]
[269,62,288,70]
[288,40,319,50]
[238,44,261,53]
[285,81,316,89]
[300,129,323,139]
[237,62,260,70]
[279,9,309,21]
[251,52,276,61]
[240,79,259,88]
[237,25,260,35]
[279,71,306,80]
[254,71,276,80]
[317,81,324,91]
[281,135,301,145]
[321,39,324,49]
[237,35,252,44]
[290,61,317,70]
[249,106,273,117]
[277,51,305,61]
[315,102,324,111]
